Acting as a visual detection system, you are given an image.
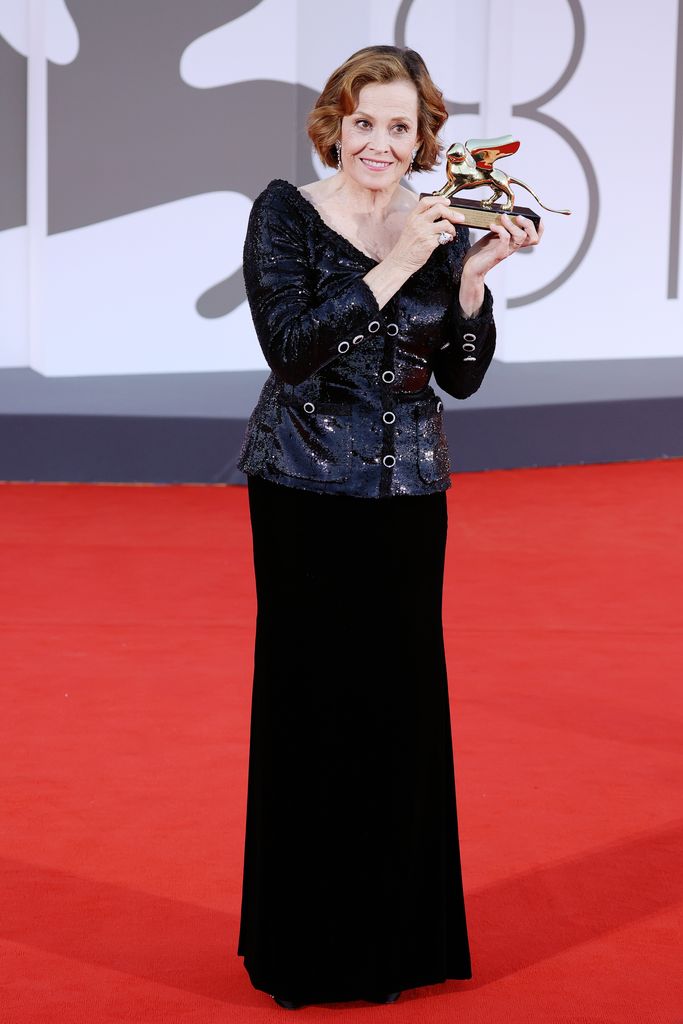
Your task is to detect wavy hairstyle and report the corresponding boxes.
[306,45,449,175]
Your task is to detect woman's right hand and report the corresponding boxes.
[388,195,466,272]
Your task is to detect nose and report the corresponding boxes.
[365,128,391,152]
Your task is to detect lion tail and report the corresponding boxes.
[508,176,571,215]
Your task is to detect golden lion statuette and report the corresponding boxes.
[420,134,571,231]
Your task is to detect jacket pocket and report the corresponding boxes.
[271,402,352,483]
[415,405,451,483]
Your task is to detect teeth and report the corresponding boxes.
[362,159,390,167]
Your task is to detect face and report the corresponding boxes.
[338,80,421,190]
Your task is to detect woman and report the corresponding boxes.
[236,45,542,1010]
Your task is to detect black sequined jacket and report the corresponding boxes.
[237,178,496,499]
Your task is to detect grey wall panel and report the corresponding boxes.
[0,37,26,230]
[3,359,683,417]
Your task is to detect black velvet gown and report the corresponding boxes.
[236,471,472,1005]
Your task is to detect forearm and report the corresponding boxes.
[432,280,496,399]
[362,256,414,310]
[249,275,381,385]
[458,270,486,318]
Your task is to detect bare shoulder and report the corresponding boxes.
[297,180,325,200]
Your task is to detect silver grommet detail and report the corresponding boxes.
[462,342,476,352]
[381,370,395,383]
[382,411,396,424]
[464,355,477,362]
[382,454,396,468]
[352,334,364,344]
[386,323,399,335]
[436,400,443,412]
[463,332,477,342]
[338,340,350,353]
[303,401,315,413]
[368,320,380,332]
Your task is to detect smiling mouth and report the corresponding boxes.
[360,158,392,169]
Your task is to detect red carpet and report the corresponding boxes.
[1,460,682,1023]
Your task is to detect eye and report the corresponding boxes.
[353,119,410,132]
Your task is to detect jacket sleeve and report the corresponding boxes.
[432,229,497,400]
[242,184,381,385]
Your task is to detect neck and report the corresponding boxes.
[330,170,400,220]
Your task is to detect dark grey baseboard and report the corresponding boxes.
[445,397,683,472]
[1,397,681,484]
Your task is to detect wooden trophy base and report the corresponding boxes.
[419,194,541,231]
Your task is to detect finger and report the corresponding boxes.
[427,199,465,223]
[419,195,466,222]
[433,222,457,242]
[514,215,538,244]
[497,213,515,236]
[486,223,508,244]
[436,210,466,228]
[500,213,526,244]
[419,195,452,211]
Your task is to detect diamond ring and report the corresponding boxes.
[438,231,450,245]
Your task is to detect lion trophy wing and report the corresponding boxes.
[465,135,520,171]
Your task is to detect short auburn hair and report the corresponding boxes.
[306,45,449,174]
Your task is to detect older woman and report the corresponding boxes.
[236,45,542,1010]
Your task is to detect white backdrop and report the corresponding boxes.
[0,0,681,376]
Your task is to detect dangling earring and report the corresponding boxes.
[335,140,342,170]
[407,146,419,179]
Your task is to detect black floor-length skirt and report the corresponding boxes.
[237,473,472,1004]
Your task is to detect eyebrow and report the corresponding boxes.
[354,110,414,123]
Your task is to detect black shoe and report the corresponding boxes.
[270,994,304,1009]
[365,991,402,1004]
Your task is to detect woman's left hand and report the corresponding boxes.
[456,211,548,315]
[461,213,544,281]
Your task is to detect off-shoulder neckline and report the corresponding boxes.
[264,178,456,276]
[270,178,384,266]
[269,178,456,274]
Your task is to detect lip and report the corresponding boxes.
[360,158,392,171]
